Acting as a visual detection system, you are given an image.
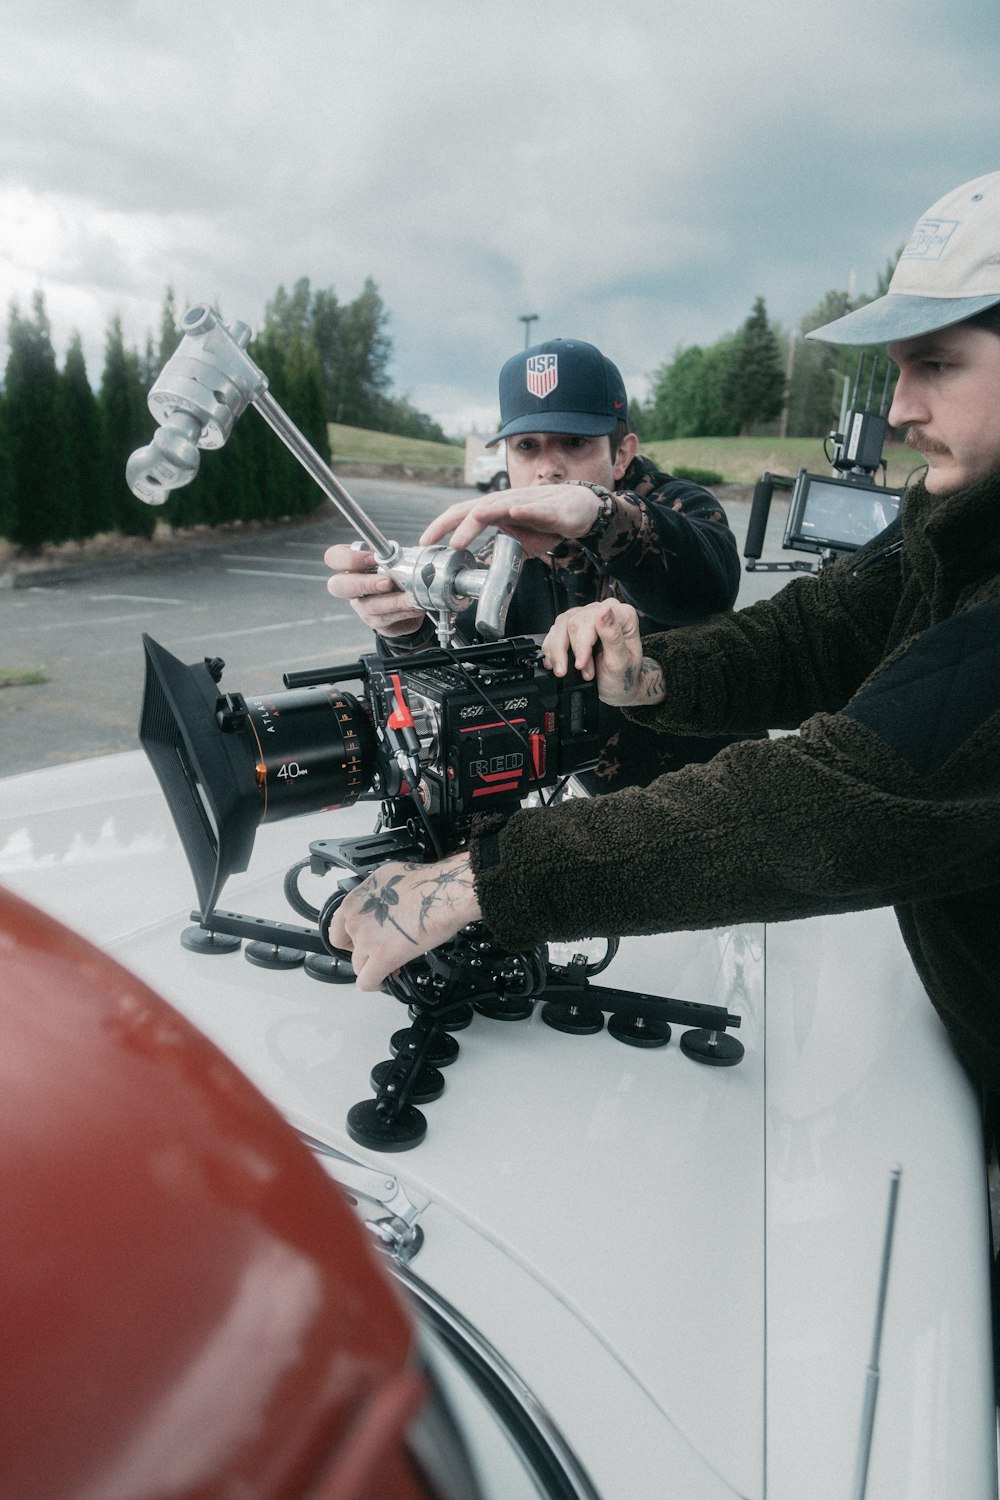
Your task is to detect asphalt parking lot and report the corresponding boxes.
[0,477,792,777]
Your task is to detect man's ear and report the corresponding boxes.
[612,431,639,481]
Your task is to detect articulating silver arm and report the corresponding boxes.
[126,306,523,645]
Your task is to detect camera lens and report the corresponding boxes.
[240,687,376,822]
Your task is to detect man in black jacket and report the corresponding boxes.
[325,337,741,791]
[330,171,1000,1107]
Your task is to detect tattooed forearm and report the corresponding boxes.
[638,656,667,703]
[411,861,480,934]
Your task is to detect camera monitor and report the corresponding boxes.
[784,468,904,557]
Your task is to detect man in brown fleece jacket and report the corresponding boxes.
[331,171,1000,1092]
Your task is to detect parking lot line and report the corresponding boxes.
[166,613,350,646]
[89,594,185,605]
[225,567,328,581]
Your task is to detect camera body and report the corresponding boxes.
[359,645,601,829]
[140,633,601,921]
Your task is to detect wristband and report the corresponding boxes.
[576,483,616,545]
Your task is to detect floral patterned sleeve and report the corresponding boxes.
[591,480,741,628]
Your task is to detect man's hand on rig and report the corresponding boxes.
[331,851,482,991]
[324,542,428,637]
[419,482,608,560]
[541,599,668,709]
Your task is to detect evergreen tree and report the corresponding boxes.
[782,290,854,438]
[263,275,437,441]
[643,338,740,440]
[99,316,156,537]
[338,277,393,428]
[786,276,900,440]
[245,320,328,521]
[157,286,180,367]
[722,296,785,436]
[376,394,447,443]
[282,329,328,515]
[0,293,73,548]
[266,277,313,345]
[140,333,159,391]
[310,284,342,418]
[59,333,109,538]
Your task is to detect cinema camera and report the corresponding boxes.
[130,307,743,1152]
[744,353,906,574]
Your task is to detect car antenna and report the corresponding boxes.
[851,1165,902,1500]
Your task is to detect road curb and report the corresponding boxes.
[0,509,341,592]
[1,478,753,590]
[2,542,243,590]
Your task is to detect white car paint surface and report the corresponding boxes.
[0,749,994,1499]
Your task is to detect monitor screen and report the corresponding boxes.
[784,471,903,554]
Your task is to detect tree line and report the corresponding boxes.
[0,278,446,550]
[633,260,897,444]
[1,256,898,550]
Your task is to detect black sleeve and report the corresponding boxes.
[595,481,741,627]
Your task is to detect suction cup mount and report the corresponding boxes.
[245,941,305,969]
[178,835,746,1155]
[180,925,241,954]
[679,1028,746,1066]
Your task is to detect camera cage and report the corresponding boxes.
[139,630,604,926]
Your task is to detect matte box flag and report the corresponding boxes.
[526,353,558,398]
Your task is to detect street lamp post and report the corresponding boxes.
[519,314,539,348]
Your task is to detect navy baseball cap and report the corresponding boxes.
[486,338,629,447]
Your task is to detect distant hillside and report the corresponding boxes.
[645,435,919,488]
[327,424,921,489]
[329,423,463,468]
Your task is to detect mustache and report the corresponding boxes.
[904,427,951,457]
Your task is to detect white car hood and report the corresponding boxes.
[1,751,993,1500]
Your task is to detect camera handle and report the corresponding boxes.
[353,531,525,645]
[126,304,524,644]
[743,472,816,574]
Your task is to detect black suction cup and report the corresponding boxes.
[473,995,534,1021]
[244,941,305,970]
[541,1001,605,1035]
[391,1027,459,1067]
[680,1028,745,1066]
[181,925,241,954]
[304,953,356,984]
[346,1098,427,1152]
[370,1058,445,1105]
[609,1014,671,1048]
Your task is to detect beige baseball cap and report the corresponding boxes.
[807,171,1000,345]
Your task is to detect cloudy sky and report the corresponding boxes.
[1,0,998,434]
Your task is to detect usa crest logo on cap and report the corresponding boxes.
[526,353,558,399]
